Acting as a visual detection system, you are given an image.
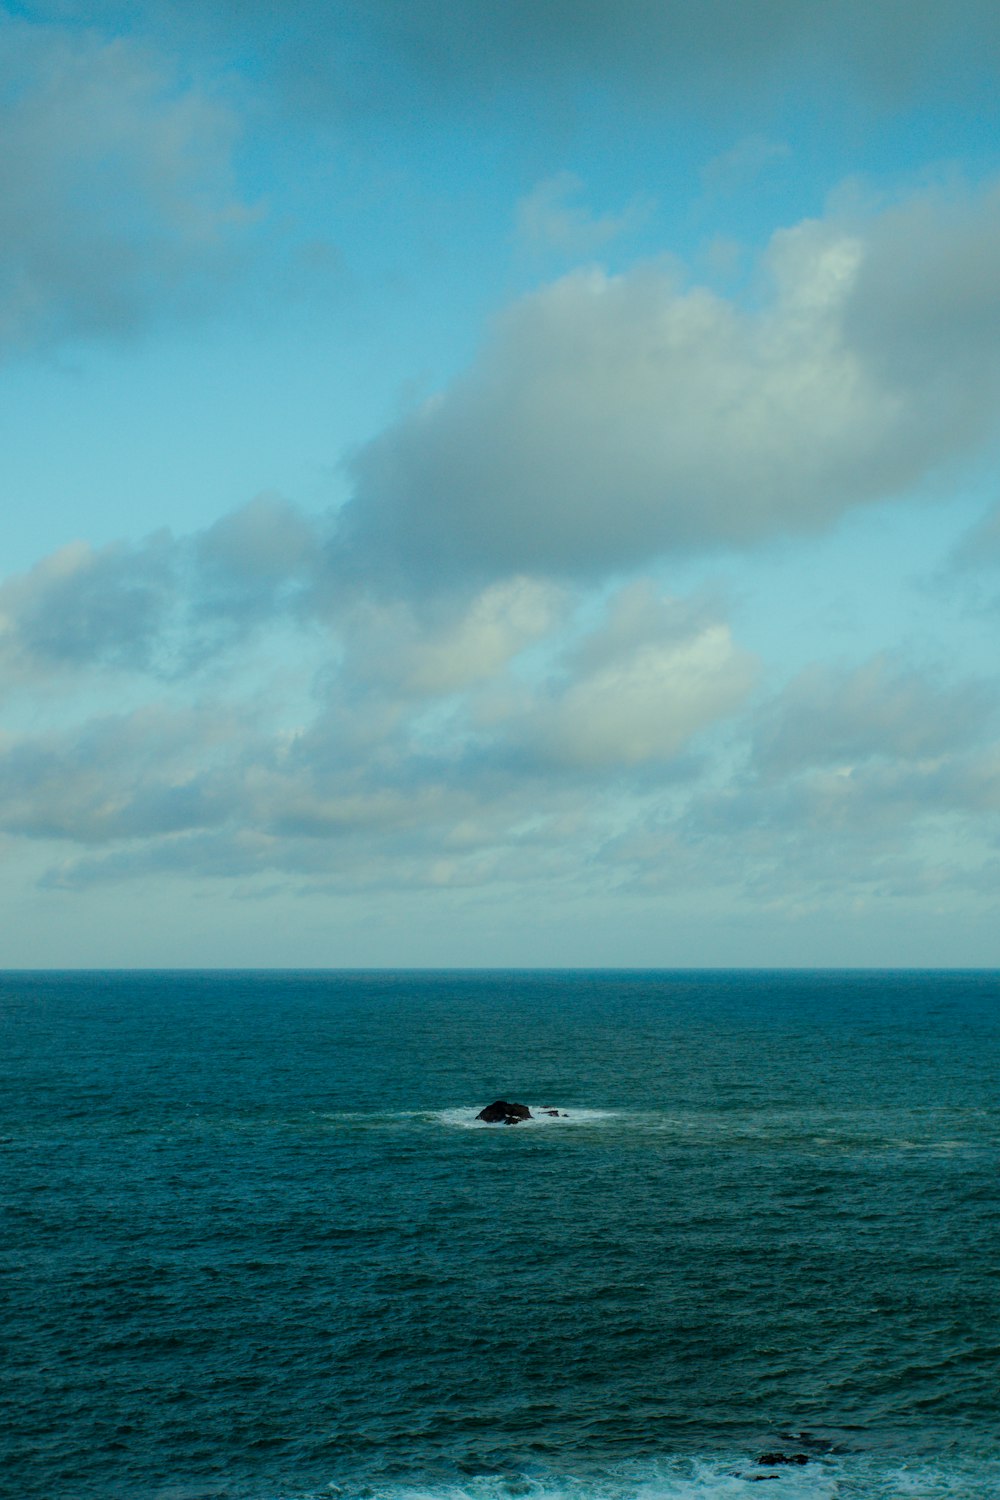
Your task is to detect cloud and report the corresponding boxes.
[320,581,753,782]
[340,577,568,697]
[192,495,323,634]
[752,654,997,776]
[541,648,1000,914]
[493,581,756,770]
[0,535,180,677]
[130,0,1000,121]
[0,542,755,892]
[341,177,1000,586]
[701,135,791,196]
[0,13,252,353]
[0,496,329,687]
[7,602,1000,921]
[690,750,1000,848]
[0,702,245,843]
[640,655,1000,903]
[843,178,1000,397]
[514,173,651,258]
[952,501,1000,570]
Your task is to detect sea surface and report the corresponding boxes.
[3,969,999,1500]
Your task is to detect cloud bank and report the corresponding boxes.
[0,547,755,895]
[4,480,999,924]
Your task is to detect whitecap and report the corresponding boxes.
[433,1106,619,1130]
[302,1452,1000,1500]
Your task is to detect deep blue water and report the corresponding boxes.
[3,969,999,1500]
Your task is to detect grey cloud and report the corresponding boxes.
[0,14,252,353]
[0,534,179,674]
[191,494,324,636]
[598,752,1000,910]
[844,179,1000,411]
[752,654,997,777]
[341,180,1000,584]
[688,752,1000,850]
[39,802,597,892]
[0,497,325,683]
[24,708,603,892]
[0,704,244,843]
[697,652,1000,847]
[337,0,1000,108]
[588,655,1000,903]
[89,1,1000,118]
[951,501,1000,570]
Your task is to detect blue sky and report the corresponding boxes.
[4,1,1000,965]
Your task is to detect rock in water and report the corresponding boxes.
[476,1099,532,1124]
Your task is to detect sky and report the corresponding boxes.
[3,1,1000,967]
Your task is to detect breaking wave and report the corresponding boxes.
[276,1452,1000,1500]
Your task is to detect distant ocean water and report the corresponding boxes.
[3,968,999,1500]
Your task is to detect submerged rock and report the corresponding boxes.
[757,1453,809,1466]
[476,1099,532,1124]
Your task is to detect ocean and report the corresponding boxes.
[3,969,999,1500]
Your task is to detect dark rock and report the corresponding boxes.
[542,1109,560,1117]
[757,1453,809,1466]
[476,1099,532,1124]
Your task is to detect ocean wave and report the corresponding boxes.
[274,1452,1000,1500]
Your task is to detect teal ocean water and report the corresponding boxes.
[3,969,999,1500]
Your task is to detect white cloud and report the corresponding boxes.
[342,179,1000,586]
[340,577,568,697]
[496,581,756,769]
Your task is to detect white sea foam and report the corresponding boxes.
[315,1107,979,1155]
[305,1451,1000,1500]
[317,1463,834,1500]
[313,1107,619,1131]
[433,1106,619,1130]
